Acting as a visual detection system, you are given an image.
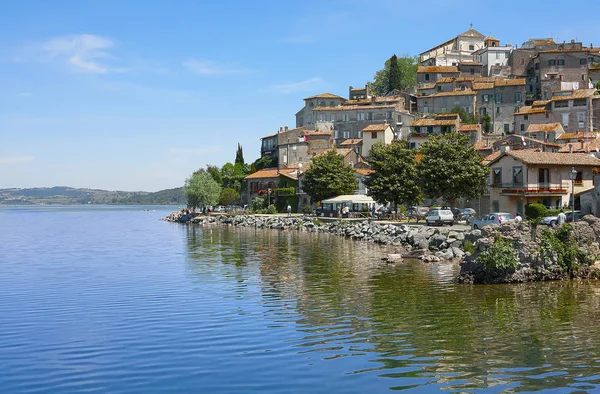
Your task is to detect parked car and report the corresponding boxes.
[541,210,582,225]
[470,212,515,229]
[407,206,430,223]
[425,208,455,226]
[453,208,476,223]
[566,210,582,222]
[214,205,226,212]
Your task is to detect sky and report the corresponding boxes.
[2,0,600,191]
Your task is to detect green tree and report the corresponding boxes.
[388,54,402,93]
[366,141,422,208]
[206,165,222,185]
[219,187,240,206]
[448,106,476,124]
[302,150,357,202]
[371,54,418,95]
[184,169,222,209]
[417,132,489,206]
[235,143,245,165]
[220,162,247,192]
[481,115,492,133]
[251,155,278,171]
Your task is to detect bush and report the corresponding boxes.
[250,197,265,212]
[525,203,547,222]
[463,240,476,254]
[476,236,519,272]
[540,224,593,275]
[265,204,278,214]
[301,204,314,215]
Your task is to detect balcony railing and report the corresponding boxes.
[495,182,568,195]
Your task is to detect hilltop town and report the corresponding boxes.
[241,27,600,217]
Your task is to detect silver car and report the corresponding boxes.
[470,212,515,229]
[425,208,455,226]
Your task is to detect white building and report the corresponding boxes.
[472,36,513,77]
[419,26,486,66]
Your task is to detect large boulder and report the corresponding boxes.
[429,233,447,248]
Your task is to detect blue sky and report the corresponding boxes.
[1,0,599,191]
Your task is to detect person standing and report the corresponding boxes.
[557,210,567,226]
[514,212,522,223]
[371,204,376,218]
[287,204,292,217]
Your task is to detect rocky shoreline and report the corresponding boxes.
[164,210,600,283]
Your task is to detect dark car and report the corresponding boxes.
[565,210,582,222]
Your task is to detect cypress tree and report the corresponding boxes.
[388,54,402,93]
[235,143,245,165]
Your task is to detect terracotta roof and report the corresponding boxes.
[526,123,562,133]
[482,151,502,164]
[362,124,391,132]
[245,168,298,180]
[340,138,362,145]
[559,139,600,153]
[459,124,481,131]
[460,61,482,66]
[418,83,436,90]
[529,38,556,46]
[422,89,476,98]
[473,82,494,90]
[435,77,455,84]
[306,131,333,137]
[458,28,485,39]
[500,151,600,166]
[473,140,495,151]
[411,118,458,127]
[551,89,597,101]
[355,168,374,176]
[417,66,460,73]
[261,132,278,139]
[556,132,597,140]
[532,100,551,107]
[494,78,526,86]
[485,36,499,41]
[304,92,346,101]
[276,126,308,136]
[435,113,460,119]
[514,106,547,115]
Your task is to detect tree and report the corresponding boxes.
[481,115,492,134]
[371,54,418,95]
[220,162,246,192]
[366,141,422,208]
[219,187,240,206]
[235,143,245,165]
[184,169,222,209]
[251,155,278,171]
[206,165,222,185]
[302,150,357,202]
[448,106,476,124]
[417,132,489,206]
[388,54,402,93]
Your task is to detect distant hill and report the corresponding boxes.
[0,186,186,205]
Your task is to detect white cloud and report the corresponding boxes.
[268,77,326,94]
[36,34,125,74]
[183,59,249,75]
[0,155,35,164]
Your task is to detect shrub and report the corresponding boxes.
[463,240,476,254]
[301,204,315,215]
[525,203,548,222]
[540,224,593,275]
[313,218,322,226]
[476,236,519,272]
[250,197,265,212]
[265,204,278,214]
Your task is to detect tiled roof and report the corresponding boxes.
[276,126,308,136]
[532,100,550,107]
[473,82,494,90]
[482,151,502,164]
[485,36,499,41]
[556,132,597,140]
[526,123,562,133]
[245,168,298,180]
[340,138,362,145]
[551,89,597,101]
[529,38,556,46]
[514,106,546,115]
[459,124,481,131]
[559,139,600,153]
[355,168,374,176]
[417,66,460,73]
[362,124,391,132]
[304,92,346,101]
[473,140,495,151]
[458,28,485,39]
[435,77,455,84]
[307,131,333,137]
[411,118,458,127]
[494,78,526,86]
[422,89,476,98]
[261,132,278,139]
[504,150,600,166]
[460,61,482,66]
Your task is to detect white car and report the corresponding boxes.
[470,212,515,229]
[425,208,455,226]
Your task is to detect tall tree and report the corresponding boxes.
[302,150,357,202]
[219,187,240,206]
[371,54,418,95]
[417,132,489,206]
[388,54,402,93]
[235,143,245,165]
[206,164,222,185]
[366,141,421,208]
[184,169,222,209]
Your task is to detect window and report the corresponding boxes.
[367,112,374,120]
[292,144,297,151]
[386,111,392,119]
[538,168,550,184]
[554,101,568,108]
[497,107,502,114]
[371,132,377,139]
[496,52,500,59]
[480,107,487,116]
[515,92,522,103]
[423,106,429,113]
[557,59,565,66]
[397,114,402,123]
[483,94,489,103]
[562,113,569,127]
[582,74,586,81]
[469,44,474,51]
[343,131,350,139]
[575,171,583,186]
[549,59,556,66]
[495,93,502,103]
[329,101,334,106]
[358,130,363,138]
[520,124,525,132]
[504,123,509,133]
[513,167,523,184]
[319,101,325,106]
[492,168,502,185]
[437,85,442,91]
[307,114,313,123]
[524,115,529,120]
[298,116,303,126]
[319,113,325,121]
[330,114,336,122]
[470,68,475,75]
[427,126,433,134]
[425,74,430,81]
[581,58,587,65]
[409,142,416,149]
[573,99,586,106]
[578,112,585,128]
[342,113,349,121]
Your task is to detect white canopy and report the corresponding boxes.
[321,194,375,204]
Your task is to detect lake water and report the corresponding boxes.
[1,205,600,393]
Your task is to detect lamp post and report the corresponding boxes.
[568,167,577,222]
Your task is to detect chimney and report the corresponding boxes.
[591,43,594,49]
[284,126,288,131]
[500,143,510,154]
[581,140,585,150]
[279,127,283,132]
[569,143,573,153]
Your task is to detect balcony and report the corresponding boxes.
[495,182,568,196]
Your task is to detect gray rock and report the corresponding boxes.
[464,229,482,243]
[429,234,447,248]
[421,254,441,263]
[436,248,454,260]
[451,240,463,248]
[383,254,403,263]
[452,247,465,259]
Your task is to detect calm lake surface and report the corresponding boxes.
[1,205,600,393]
